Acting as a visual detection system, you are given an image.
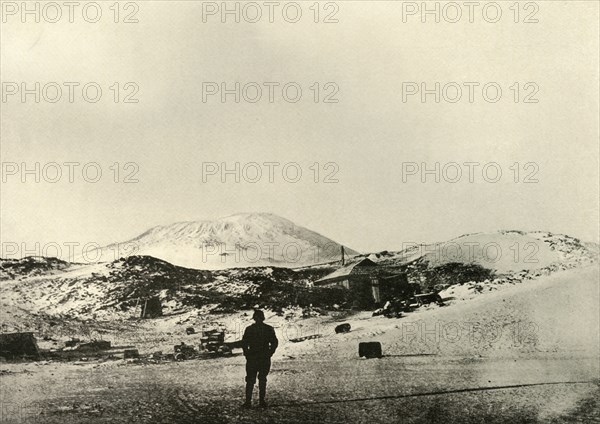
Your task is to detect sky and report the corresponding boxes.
[1,1,599,257]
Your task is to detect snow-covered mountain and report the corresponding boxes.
[84,213,359,270]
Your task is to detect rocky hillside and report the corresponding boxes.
[0,256,72,281]
[367,231,599,291]
[0,255,339,327]
[1,231,597,329]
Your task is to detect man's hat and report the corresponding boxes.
[252,309,265,321]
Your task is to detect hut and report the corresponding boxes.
[314,258,411,307]
[314,258,379,289]
[0,332,40,359]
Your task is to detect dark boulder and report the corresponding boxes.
[335,323,351,334]
[358,342,382,358]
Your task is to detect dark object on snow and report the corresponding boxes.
[65,338,81,347]
[124,349,139,359]
[398,300,415,312]
[200,330,236,355]
[186,327,195,335]
[0,332,40,359]
[335,323,351,334]
[77,340,111,351]
[413,293,444,306]
[383,300,403,318]
[140,296,162,318]
[216,345,232,355]
[374,300,404,318]
[200,330,224,345]
[359,342,382,358]
[174,342,196,360]
[288,334,322,343]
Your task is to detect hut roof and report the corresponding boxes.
[315,258,378,285]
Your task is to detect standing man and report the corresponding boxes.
[241,309,278,408]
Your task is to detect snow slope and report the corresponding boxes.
[374,230,598,274]
[300,264,600,359]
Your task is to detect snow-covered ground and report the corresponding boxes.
[1,229,598,422]
[1,265,598,423]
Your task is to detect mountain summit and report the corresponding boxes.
[87,213,359,270]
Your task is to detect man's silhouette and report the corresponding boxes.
[241,309,278,408]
